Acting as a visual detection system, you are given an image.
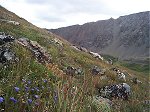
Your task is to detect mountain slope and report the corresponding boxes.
[50,11,150,60]
[0,6,149,112]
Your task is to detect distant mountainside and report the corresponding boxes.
[50,11,150,61]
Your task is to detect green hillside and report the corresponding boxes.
[0,6,149,112]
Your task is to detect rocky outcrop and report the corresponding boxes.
[99,83,131,100]
[17,38,52,64]
[50,11,150,60]
[0,32,18,64]
[0,32,52,65]
[0,32,15,45]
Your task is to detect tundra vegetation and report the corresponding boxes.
[0,6,149,112]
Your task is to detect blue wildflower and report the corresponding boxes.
[10,97,17,103]
[27,99,32,104]
[34,95,39,99]
[14,87,20,92]
[0,97,4,103]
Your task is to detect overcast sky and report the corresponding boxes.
[0,0,149,28]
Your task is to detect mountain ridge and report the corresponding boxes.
[50,11,150,61]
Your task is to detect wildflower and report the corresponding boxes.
[35,102,39,106]
[22,79,26,82]
[54,91,58,103]
[14,87,20,92]
[0,97,4,103]
[27,99,32,104]
[34,95,39,99]
[10,97,17,103]
[43,79,47,83]
[54,96,58,103]
[28,81,31,84]
[34,87,40,92]
[25,86,29,91]
[42,86,44,89]
[31,88,35,91]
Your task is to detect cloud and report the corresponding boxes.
[37,15,65,22]
[0,0,150,28]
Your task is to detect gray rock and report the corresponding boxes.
[92,66,105,75]
[65,66,75,76]
[65,66,84,76]
[17,37,52,64]
[99,83,131,100]
[0,46,17,64]
[79,47,88,52]
[0,32,15,45]
[75,68,84,75]
[131,77,142,84]
[92,95,111,112]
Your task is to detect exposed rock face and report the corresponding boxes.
[50,11,150,60]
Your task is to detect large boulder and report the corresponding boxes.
[99,83,131,100]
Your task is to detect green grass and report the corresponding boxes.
[119,61,149,75]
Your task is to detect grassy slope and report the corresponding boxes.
[0,6,149,112]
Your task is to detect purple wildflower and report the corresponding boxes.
[22,79,26,82]
[25,86,29,91]
[27,81,31,84]
[34,95,39,99]
[10,97,17,103]
[35,102,39,106]
[0,97,4,103]
[43,79,47,83]
[42,86,44,89]
[27,99,32,104]
[54,91,58,103]
[54,96,58,103]
[31,88,35,91]
[34,87,40,92]
[14,87,20,92]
